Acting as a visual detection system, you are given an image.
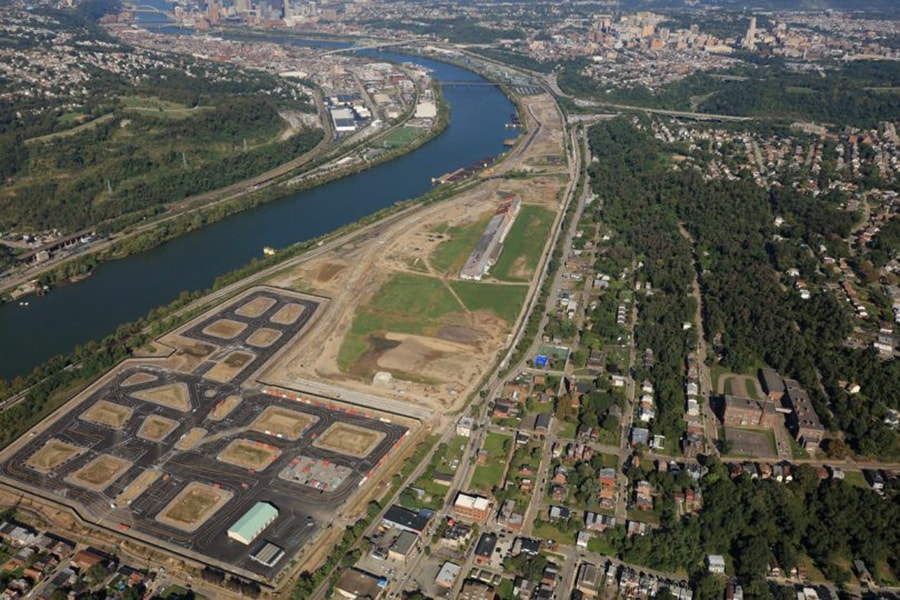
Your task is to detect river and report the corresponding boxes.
[0,16,515,381]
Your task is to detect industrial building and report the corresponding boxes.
[227,502,278,545]
[459,196,521,281]
[330,107,357,133]
[453,493,493,524]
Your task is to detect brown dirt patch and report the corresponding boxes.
[115,469,162,507]
[137,415,179,442]
[246,328,282,348]
[26,439,84,473]
[80,400,134,429]
[217,439,282,470]
[313,423,385,458]
[250,406,318,441]
[270,303,304,325]
[436,325,483,345]
[66,454,133,491]
[375,332,473,378]
[121,372,158,387]
[156,482,232,533]
[132,382,191,412]
[316,262,346,283]
[201,319,248,340]
[509,256,531,279]
[175,427,207,451]
[205,351,256,383]
[235,296,277,318]
[208,395,242,421]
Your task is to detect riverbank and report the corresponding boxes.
[0,62,448,304]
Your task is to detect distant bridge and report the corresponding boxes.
[440,80,501,87]
[321,40,417,55]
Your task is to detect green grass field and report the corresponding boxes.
[382,126,422,149]
[490,205,555,281]
[337,272,466,372]
[450,280,527,324]
[121,96,216,119]
[430,216,492,274]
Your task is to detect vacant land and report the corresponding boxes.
[313,423,385,458]
[209,395,243,421]
[132,382,192,412]
[121,372,159,387]
[202,319,248,340]
[137,415,180,442]
[175,427,207,451]
[430,215,492,275]
[67,454,132,491]
[236,296,277,318]
[116,469,163,507]
[80,400,134,429]
[450,281,527,324]
[247,328,282,348]
[157,483,233,532]
[218,439,282,470]
[724,427,777,459]
[26,439,84,473]
[206,351,256,382]
[121,96,216,119]
[471,432,512,493]
[251,406,317,440]
[490,205,554,281]
[270,303,305,325]
[338,272,466,372]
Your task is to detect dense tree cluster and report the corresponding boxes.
[587,117,898,459]
[607,459,898,591]
[561,60,900,128]
[587,118,696,443]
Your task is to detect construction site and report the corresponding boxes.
[0,287,422,585]
[0,86,569,594]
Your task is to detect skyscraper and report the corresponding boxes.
[743,16,757,51]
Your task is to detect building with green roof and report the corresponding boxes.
[227,501,278,545]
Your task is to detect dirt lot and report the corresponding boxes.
[236,296,277,318]
[262,92,568,415]
[175,427,207,451]
[313,423,385,458]
[209,395,243,421]
[217,439,282,470]
[137,415,179,442]
[202,319,248,340]
[156,482,233,532]
[25,439,84,473]
[80,400,134,429]
[246,328,282,348]
[205,351,256,383]
[67,454,133,491]
[121,372,158,387]
[132,382,192,412]
[116,468,162,507]
[250,406,317,440]
[270,303,305,325]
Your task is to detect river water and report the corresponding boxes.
[0,14,514,381]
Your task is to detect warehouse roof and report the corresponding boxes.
[228,502,278,541]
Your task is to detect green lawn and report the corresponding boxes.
[490,205,555,281]
[532,521,575,546]
[842,470,868,489]
[470,432,512,493]
[587,534,616,556]
[558,420,578,439]
[450,280,527,324]
[430,216,492,274]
